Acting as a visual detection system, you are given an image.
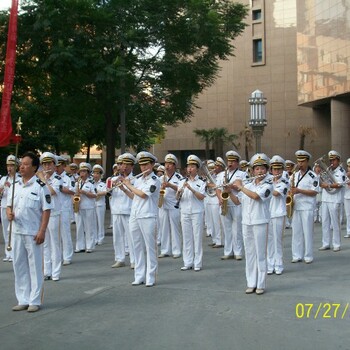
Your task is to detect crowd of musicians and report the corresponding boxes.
[1,148,350,311]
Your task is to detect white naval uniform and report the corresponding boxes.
[241,176,273,290]
[267,177,289,274]
[204,172,222,246]
[94,179,106,245]
[75,180,97,251]
[217,169,248,257]
[158,172,182,256]
[0,173,20,260]
[7,175,53,306]
[43,173,63,280]
[291,169,319,262]
[321,166,346,249]
[58,172,74,263]
[344,180,350,236]
[178,176,206,269]
[110,174,135,265]
[129,172,160,285]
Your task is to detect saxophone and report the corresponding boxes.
[221,168,229,216]
[73,178,81,213]
[286,166,298,218]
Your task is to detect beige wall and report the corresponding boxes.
[154,0,348,166]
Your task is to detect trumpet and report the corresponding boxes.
[108,170,151,191]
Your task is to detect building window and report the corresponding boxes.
[252,9,262,21]
[253,39,263,63]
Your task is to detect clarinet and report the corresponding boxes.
[174,178,188,209]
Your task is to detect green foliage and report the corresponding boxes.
[0,0,248,172]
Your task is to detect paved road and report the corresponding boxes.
[0,212,349,350]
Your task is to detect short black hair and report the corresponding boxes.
[22,151,40,172]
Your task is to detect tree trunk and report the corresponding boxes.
[105,110,117,177]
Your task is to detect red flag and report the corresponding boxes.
[0,0,19,147]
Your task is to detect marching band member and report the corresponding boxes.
[38,152,63,281]
[122,151,160,286]
[204,160,215,238]
[235,153,273,295]
[217,151,248,260]
[319,150,346,252]
[0,155,20,262]
[344,158,350,238]
[110,153,136,268]
[74,162,97,253]
[291,150,319,264]
[56,156,75,266]
[107,161,122,229]
[156,165,165,177]
[267,155,289,275]
[206,157,225,248]
[178,155,206,272]
[158,154,182,259]
[7,152,52,312]
[92,164,107,246]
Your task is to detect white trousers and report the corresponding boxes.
[292,209,314,261]
[344,198,350,235]
[159,208,182,255]
[95,205,106,244]
[267,216,285,273]
[206,204,222,245]
[13,234,43,306]
[243,223,268,290]
[60,210,73,262]
[321,202,341,249]
[76,208,96,251]
[181,212,204,269]
[1,207,12,259]
[220,206,243,256]
[112,214,134,264]
[44,215,62,279]
[129,216,158,285]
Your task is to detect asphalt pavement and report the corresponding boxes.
[0,211,349,350]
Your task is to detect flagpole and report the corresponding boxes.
[7,117,22,251]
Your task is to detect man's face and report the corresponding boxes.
[56,164,65,175]
[92,171,102,181]
[42,161,55,174]
[20,156,36,179]
[140,162,153,174]
[271,167,283,177]
[164,162,175,174]
[6,164,16,175]
[329,158,340,170]
[297,159,308,171]
[186,164,198,176]
[120,162,133,175]
[227,159,238,170]
[79,169,89,180]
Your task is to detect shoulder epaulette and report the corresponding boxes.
[309,172,315,178]
[340,167,345,173]
[152,175,157,180]
[175,173,182,179]
[89,180,94,184]
[67,173,73,178]
[37,179,46,187]
[55,175,61,180]
[200,177,206,182]
[281,179,288,185]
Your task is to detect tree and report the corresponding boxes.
[193,128,214,159]
[0,1,248,174]
[298,125,317,150]
[194,127,238,159]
